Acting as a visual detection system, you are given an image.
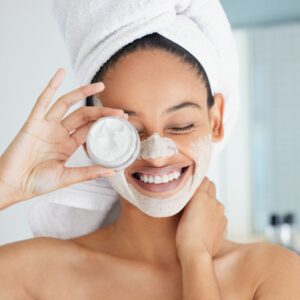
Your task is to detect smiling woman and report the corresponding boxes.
[0,0,300,299]
[82,33,223,218]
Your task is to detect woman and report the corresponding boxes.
[1,0,300,298]
[0,32,300,298]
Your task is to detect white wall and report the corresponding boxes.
[0,0,78,244]
[222,30,253,241]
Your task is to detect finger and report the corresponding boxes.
[69,122,93,150]
[60,122,94,159]
[45,82,105,123]
[223,226,228,238]
[215,217,227,241]
[198,176,211,192]
[28,68,65,120]
[207,181,216,198]
[59,165,116,188]
[222,219,228,238]
[190,177,210,202]
[61,106,126,133]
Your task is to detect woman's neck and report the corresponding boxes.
[109,197,182,265]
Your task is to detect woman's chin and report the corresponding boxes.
[126,165,193,198]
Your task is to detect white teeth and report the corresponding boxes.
[141,175,148,183]
[173,171,180,180]
[162,174,169,183]
[154,176,162,184]
[137,170,182,184]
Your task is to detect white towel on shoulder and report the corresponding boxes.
[28,146,120,238]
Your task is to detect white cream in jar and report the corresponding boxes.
[86,116,140,170]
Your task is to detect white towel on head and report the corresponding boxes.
[28,0,239,239]
[52,0,239,151]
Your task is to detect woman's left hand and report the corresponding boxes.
[175,176,227,262]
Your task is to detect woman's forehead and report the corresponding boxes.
[98,49,207,112]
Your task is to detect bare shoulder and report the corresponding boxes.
[225,240,300,299]
[0,236,83,297]
[0,236,82,263]
[250,242,300,299]
[239,241,299,269]
[221,238,299,262]
[0,236,81,274]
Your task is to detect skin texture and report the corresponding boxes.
[0,49,299,299]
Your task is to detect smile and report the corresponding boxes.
[129,165,191,194]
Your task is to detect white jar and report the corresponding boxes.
[86,116,140,170]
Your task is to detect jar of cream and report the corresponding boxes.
[86,116,140,170]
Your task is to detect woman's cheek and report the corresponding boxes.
[171,130,202,156]
[177,131,212,162]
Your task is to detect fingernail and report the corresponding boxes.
[92,82,105,89]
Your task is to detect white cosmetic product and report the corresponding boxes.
[108,133,213,217]
[86,116,140,170]
[138,132,179,159]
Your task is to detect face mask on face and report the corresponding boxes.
[107,132,213,217]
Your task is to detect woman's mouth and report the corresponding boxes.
[129,165,191,195]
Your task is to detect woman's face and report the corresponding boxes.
[94,49,224,197]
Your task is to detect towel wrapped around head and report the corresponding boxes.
[28,0,239,239]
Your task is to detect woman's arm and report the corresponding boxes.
[181,253,222,300]
[0,178,17,210]
[0,236,72,299]
[253,245,300,300]
[176,178,227,299]
[0,68,126,212]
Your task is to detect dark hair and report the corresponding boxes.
[85,33,214,108]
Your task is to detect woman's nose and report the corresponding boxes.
[141,156,172,167]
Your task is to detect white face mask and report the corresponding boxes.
[107,133,213,217]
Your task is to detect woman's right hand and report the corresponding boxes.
[176,177,227,262]
[0,68,127,209]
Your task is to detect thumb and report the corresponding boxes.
[59,165,115,188]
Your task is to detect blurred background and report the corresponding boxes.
[0,0,299,253]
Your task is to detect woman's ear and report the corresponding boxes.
[209,93,224,143]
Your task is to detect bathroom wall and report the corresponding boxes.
[248,23,300,233]
[0,0,78,244]
[221,0,300,28]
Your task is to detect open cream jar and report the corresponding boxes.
[86,116,140,170]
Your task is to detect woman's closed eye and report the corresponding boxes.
[136,124,195,135]
[169,124,194,131]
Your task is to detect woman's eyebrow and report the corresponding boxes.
[164,101,202,114]
[123,101,202,116]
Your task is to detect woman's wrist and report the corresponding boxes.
[0,178,20,210]
[177,243,212,265]
[179,249,212,269]
[180,250,222,300]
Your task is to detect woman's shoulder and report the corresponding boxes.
[0,235,81,258]
[0,236,84,276]
[221,239,300,299]
[222,238,299,269]
[0,236,82,298]
[222,237,296,253]
[230,239,298,261]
